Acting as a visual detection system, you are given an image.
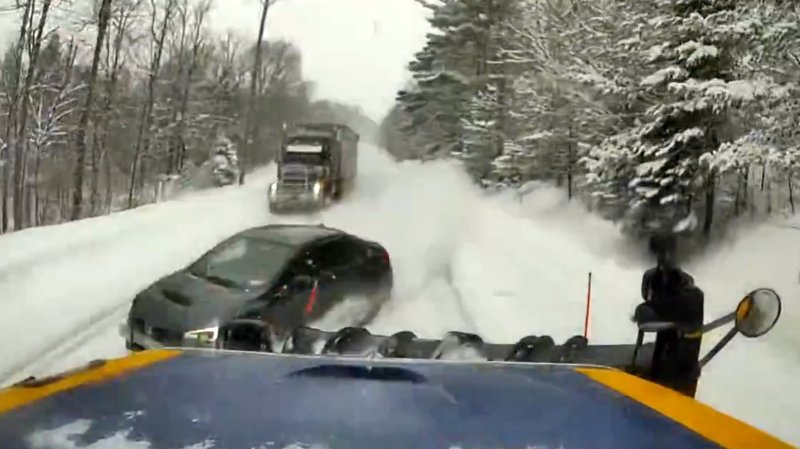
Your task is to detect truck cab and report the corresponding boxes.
[268,123,358,213]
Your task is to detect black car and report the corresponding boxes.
[124,224,393,350]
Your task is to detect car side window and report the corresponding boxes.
[267,255,315,309]
[282,254,314,280]
[309,238,364,271]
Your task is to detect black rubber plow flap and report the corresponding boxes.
[218,322,655,372]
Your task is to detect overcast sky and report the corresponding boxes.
[0,0,431,121]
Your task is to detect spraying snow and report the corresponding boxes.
[0,144,797,445]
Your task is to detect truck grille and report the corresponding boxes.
[277,180,313,194]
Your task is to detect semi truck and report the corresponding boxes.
[268,123,359,213]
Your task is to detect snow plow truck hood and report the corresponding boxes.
[0,349,792,449]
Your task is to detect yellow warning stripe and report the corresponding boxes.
[0,349,181,415]
[577,367,795,449]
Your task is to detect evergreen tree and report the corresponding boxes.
[584,0,783,237]
[397,0,524,179]
[490,0,632,194]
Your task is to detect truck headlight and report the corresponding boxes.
[183,326,219,346]
[269,183,277,197]
[313,182,322,196]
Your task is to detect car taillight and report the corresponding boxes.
[378,248,390,264]
[367,244,391,265]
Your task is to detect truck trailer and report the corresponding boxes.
[268,123,359,213]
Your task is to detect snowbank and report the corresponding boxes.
[0,167,275,382]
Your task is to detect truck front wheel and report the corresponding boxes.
[333,180,343,200]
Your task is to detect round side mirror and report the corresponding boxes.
[735,288,782,338]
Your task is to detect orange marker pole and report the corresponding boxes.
[583,272,592,339]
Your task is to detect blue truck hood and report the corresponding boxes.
[0,349,790,449]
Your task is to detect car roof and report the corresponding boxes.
[239,224,345,247]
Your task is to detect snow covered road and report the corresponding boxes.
[0,173,277,382]
[0,144,798,445]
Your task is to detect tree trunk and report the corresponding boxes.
[172,2,207,174]
[89,128,100,215]
[167,2,189,174]
[2,0,34,233]
[104,150,113,213]
[14,0,51,229]
[13,0,50,230]
[240,0,271,185]
[127,0,174,208]
[1,148,8,233]
[734,170,742,216]
[766,179,772,215]
[71,0,113,220]
[743,164,751,217]
[97,5,130,213]
[702,173,715,238]
[126,121,144,207]
[566,125,574,200]
[788,171,795,215]
[32,146,41,226]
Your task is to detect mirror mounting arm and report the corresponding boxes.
[699,327,739,368]
[700,312,736,334]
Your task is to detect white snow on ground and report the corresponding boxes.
[0,144,798,445]
[0,171,276,382]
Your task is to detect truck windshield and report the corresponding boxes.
[286,143,324,153]
[283,152,325,165]
[282,137,330,164]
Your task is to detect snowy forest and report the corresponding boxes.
[380,0,800,240]
[0,0,377,234]
[2,0,799,244]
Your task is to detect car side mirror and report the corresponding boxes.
[273,275,315,300]
[301,259,334,280]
